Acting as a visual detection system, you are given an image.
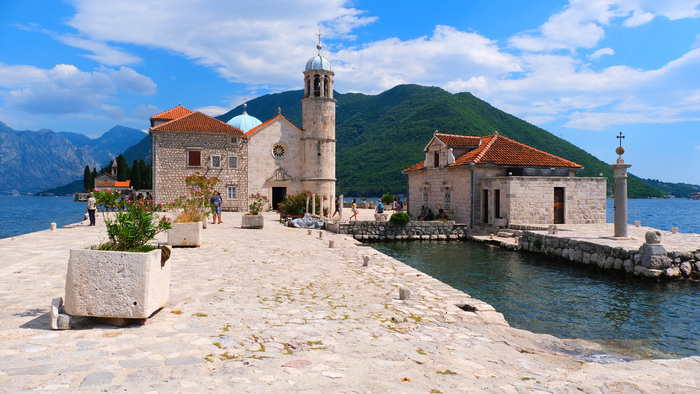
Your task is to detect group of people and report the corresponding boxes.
[417,205,447,221]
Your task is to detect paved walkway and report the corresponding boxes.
[0,211,698,392]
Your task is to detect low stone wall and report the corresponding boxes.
[519,231,700,280]
[328,221,468,242]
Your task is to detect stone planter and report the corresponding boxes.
[167,221,202,246]
[64,248,170,319]
[242,214,264,229]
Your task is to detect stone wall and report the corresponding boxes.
[151,131,248,211]
[519,231,700,280]
[480,177,606,226]
[328,221,468,242]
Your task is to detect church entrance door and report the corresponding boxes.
[272,187,287,210]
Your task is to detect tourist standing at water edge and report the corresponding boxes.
[86,192,96,226]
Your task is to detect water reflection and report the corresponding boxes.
[372,240,700,359]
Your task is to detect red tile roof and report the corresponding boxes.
[150,111,244,135]
[404,133,581,172]
[150,105,193,122]
[434,133,481,147]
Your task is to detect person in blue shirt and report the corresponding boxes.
[210,192,223,224]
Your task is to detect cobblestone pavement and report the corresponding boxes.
[0,211,698,392]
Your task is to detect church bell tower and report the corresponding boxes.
[301,35,336,200]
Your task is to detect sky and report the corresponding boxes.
[1,0,699,184]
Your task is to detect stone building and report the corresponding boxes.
[94,158,131,193]
[149,47,336,212]
[403,132,606,228]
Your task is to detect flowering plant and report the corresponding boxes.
[93,188,122,219]
[167,173,220,223]
[248,193,269,215]
[100,200,171,252]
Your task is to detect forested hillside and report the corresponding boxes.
[217,85,663,198]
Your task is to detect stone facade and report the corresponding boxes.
[480,176,607,226]
[151,131,248,211]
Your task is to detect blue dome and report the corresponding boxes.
[227,109,262,132]
[305,54,332,71]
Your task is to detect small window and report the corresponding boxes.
[434,151,440,167]
[229,156,238,169]
[227,186,237,200]
[187,150,201,167]
[211,155,221,168]
[444,187,451,210]
[231,137,239,144]
[423,187,429,205]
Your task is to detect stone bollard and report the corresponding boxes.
[50,222,56,231]
[308,229,312,235]
[329,240,334,248]
[363,255,369,266]
[635,221,641,227]
[672,227,678,234]
[548,225,557,235]
[318,231,323,239]
[399,286,411,300]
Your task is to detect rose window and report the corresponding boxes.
[273,143,285,158]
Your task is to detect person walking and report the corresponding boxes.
[332,195,341,221]
[86,192,96,226]
[210,192,223,224]
[350,198,359,221]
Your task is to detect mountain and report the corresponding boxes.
[0,123,147,194]
[60,125,147,167]
[217,85,664,198]
[641,179,700,198]
[123,135,153,165]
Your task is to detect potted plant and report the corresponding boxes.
[166,173,220,246]
[63,199,172,319]
[242,193,268,229]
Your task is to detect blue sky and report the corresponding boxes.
[1,0,699,184]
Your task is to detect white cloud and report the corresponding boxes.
[0,63,155,115]
[197,106,229,117]
[588,47,615,60]
[623,10,655,27]
[56,35,142,66]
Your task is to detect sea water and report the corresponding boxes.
[0,196,86,239]
[372,198,700,359]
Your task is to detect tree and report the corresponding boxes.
[131,160,142,190]
[116,154,129,182]
[92,167,98,181]
[83,165,93,192]
[141,160,152,189]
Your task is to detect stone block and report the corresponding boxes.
[64,248,169,319]
[665,267,681,278]
[167,221,202,246]
[399,286,411,300]
[241,214,264,229]
[639,244,670,269]
[634,266,663,278]
[680,262,692,276]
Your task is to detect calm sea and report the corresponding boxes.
[0,196,87,239]
[372,198,700,360]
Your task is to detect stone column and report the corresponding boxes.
[319,194,324,218]
[312,194,316,215]
[610,157,632,237]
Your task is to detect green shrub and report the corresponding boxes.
[381,194,394,206]
[277,190,327,216]
[389,211,410,225]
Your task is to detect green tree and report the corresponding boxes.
[83,165,93,192]
[116,154,129,182]
[131,160,142,190]
[92,167,98,180]
[142,161,152,189]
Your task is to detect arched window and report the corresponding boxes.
[323,76,329,97]
[305,78,311,97]
[313,75,321,97]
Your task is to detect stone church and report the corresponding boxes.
[149,47,336,212]
[403,132,607,228]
